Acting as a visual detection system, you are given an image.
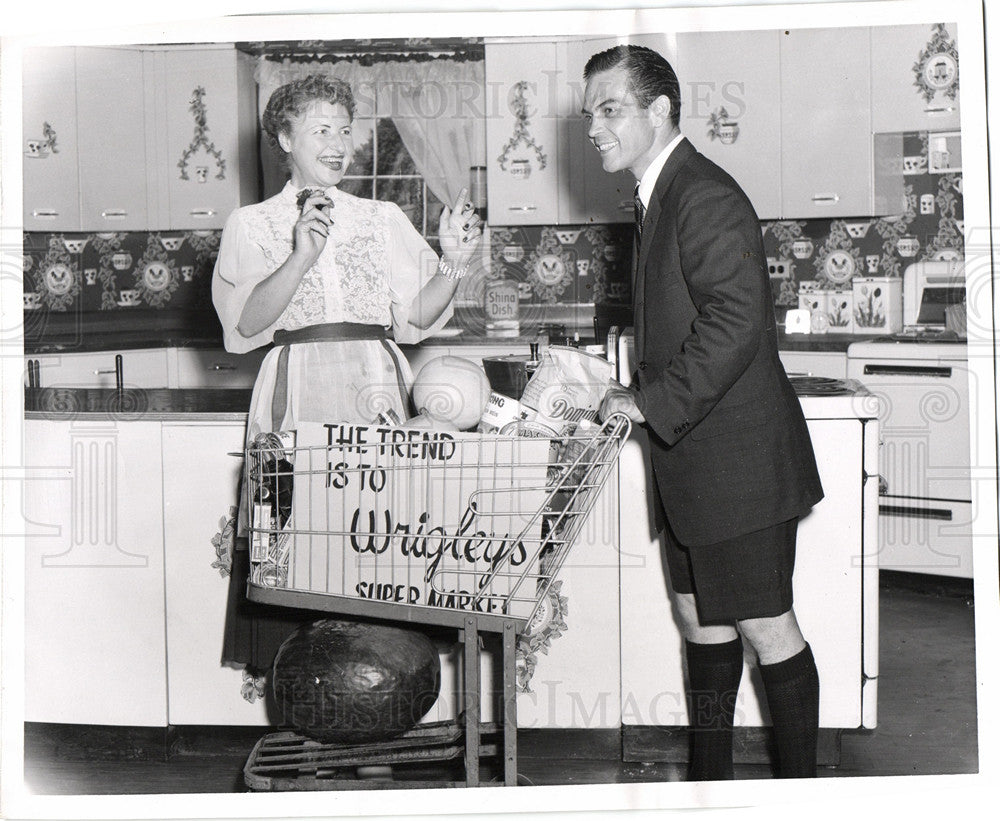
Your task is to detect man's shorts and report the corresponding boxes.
[663,517,799,624]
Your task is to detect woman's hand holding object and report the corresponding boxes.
[292,190,334,267]
[438,187,482,271]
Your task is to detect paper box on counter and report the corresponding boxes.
[825,291,855,333]
[852,277,902,334]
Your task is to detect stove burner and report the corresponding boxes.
[872,328,965,343]
[788,376,857,396]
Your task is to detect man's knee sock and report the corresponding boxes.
[684,636,744,781]
[758,642,820,778]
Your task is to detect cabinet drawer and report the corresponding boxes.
[172,348,267,388]
[28,349,170,389]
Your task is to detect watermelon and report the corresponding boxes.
[272,619,441,743]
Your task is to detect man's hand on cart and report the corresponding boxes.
[599,380,645,424]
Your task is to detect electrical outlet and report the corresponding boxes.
[767,257,794,278]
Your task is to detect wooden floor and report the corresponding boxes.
[21,574,978,793]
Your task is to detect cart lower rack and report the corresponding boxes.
[243,413,631,788]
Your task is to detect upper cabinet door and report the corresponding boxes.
[161,49,258,230]
[676,29,782,220]
[485,41,562,225]
[22,48,81,231]
[780,27,873,218]
[871,22,961,133]
[76,47,149,231]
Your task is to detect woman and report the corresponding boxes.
[213,74,482,672]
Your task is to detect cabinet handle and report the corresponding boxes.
[507,205,538,212]
[101,209,127,219]
[924,105,955,115]
[863,363,952,378]
[209,363,237,371]
[190,208,217,218]
[811,194,840,204]
[880,503,953,521]
[94,368,117,375]
[31,209,59,218]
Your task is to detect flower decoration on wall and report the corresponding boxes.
[812,221,865,288]
[177,86,227,182]
[133,234,181,307]
[91,232,129,310]
[184,229,222,265]
[873,182,918,278]
[767,220,809,262]
[34,236,81,311]
[524,228,574,303]
[926,173,964,259]
[515,580,569,693]
[913,23,959,104]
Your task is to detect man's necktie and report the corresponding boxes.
[634,186,646,238]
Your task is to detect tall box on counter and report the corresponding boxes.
[825,291,855,333]
[852,277,902,334]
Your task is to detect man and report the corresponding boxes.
[586,45,825,780]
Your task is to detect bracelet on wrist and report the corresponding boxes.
[437,257,468,280]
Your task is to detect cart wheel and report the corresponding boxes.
[516,772,534,786]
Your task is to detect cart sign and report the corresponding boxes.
[264,422,552,620]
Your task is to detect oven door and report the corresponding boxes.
[846,351,973,577]
[877,495,973,577]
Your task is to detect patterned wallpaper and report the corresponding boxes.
[23,230,220,315]
[22,130,961,342]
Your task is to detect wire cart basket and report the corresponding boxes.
[241,413,631,790]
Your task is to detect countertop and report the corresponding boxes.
[24,383,877,422]
[25,329,860,355]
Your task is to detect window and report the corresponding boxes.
[339,117,444,246]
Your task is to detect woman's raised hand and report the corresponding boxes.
[438,187,482,269]
[291,190,334,266]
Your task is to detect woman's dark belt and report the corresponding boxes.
[270,323,390,429]
[272,322,386,345]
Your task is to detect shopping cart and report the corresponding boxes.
[241,413,631,790]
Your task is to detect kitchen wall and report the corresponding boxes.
[22,130,961,344]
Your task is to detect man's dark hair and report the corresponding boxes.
[584,44,681,129]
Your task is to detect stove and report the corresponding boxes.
[845,335,971,578]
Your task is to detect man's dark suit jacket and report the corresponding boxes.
[633,137,824,547]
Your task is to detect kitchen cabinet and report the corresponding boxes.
[620,399,879,739]
[22,48,81,232]
[484,41,564,225]
[780,27,886,219]
[152,47,260,230]
[676,29,782,220]
[871,23,961,133]
[168,347,268,389]
[23,419,169,725]
[21,45,258,233]
[28,348,171,390]
[161,421,270,725]
[75,47,151,231]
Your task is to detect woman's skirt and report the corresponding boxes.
[222,324,414,670]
